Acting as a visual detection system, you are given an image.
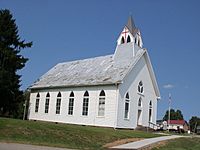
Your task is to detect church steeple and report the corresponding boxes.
[126,16,136,36]
[116,16,143,47]
[114,16,143,61]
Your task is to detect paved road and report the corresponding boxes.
[111,135,183,149]
[0,142,73,150]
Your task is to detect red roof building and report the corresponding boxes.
[168,120,189,132]
[169,120,185,125]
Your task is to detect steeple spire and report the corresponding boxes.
[126,16,137,36]
[114,16,143,61]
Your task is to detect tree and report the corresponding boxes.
[23,89,30,120]
[0,9,32,118]
[163,109,184,121]
[189,116,200,133]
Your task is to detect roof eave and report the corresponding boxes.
[143,50,161,98]
[29,81,123,91]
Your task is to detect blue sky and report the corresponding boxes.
[1,0,200,121]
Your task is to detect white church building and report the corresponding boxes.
[28,17,160,129]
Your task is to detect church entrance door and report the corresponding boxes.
[137,109,142,125]
[149,109,152,122]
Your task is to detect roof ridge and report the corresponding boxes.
[58,54,113,65]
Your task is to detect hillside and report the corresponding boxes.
[0,117,160,149]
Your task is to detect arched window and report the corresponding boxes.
[69,91,74,97]
[68,91,74,115]
[126,93,129,99]
[82,91,89,116]
[149,101,153,122]
[138,39,140,47]
[35,93,40,113]
[121,36,125,44]
[45,92,50,113]
[149,101,152,108]
[124,92,130,119]
[46,92,50,97]
[138,97,142,107]
[127,35,131,43]
[98,90,106,116]
[57,92,61,97]
[84,91,89,96]
[138,81,144,94]
[135,37,137,44]
[56,92,61,114]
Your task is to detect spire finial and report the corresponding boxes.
[129,11,132,16]
[126,15,136,35]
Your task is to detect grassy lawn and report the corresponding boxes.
[0,117,160,150]
[152,137,200,150]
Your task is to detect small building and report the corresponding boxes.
[28,16,160,129]
[168,120,189,132]
[196,126,200,134]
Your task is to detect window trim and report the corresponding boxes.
[121,36,125,44]
[149,101,153,122]
[35,93,40,113]
[45,93,50,113]
[56,92,61,114]
[98,90,106,117]
[124,92,130,120]
[138,97,142,110]
[138,81,144,94]
[82,91,89,116]
[127,35,131,43]
[68,91,74,115]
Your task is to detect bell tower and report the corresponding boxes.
[114,16,143,61]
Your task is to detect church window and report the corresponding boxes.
[149,101,152,122]
[121,36,125,44]
[45,93,50,113]
[98,90,106,116]
[138,97,142,107]
[149,101,152,108]
[138,39,140,47]
[35,93,40,113]
[82,91,89,116]
[68,91,74,115]
[127,35,131,43]
[56,92,61,114]
[135,37,137,44]
[124,92,130,119]
[138,81,144,93]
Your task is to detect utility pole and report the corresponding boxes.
[168,93,171,132]
[23,99,27,120]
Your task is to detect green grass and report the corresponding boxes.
[152,137,200,150]
[0,117,160,149]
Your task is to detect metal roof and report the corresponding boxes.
[30,49,145,89]
[169,120,186,125]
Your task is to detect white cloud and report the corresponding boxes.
[163,84,174,89]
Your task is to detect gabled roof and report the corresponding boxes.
[169,120,186,125]
[30,49,146,90]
